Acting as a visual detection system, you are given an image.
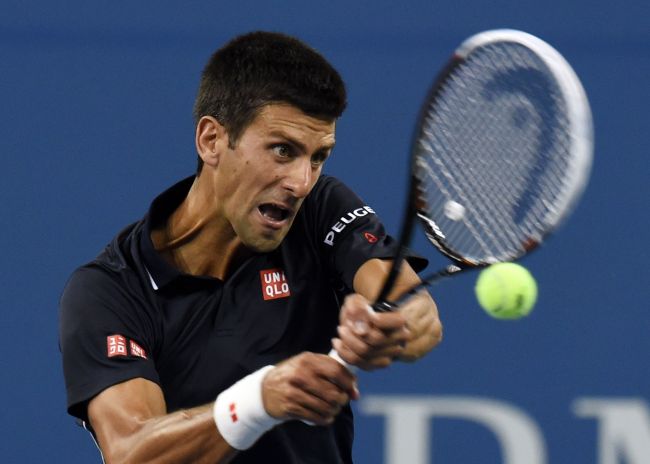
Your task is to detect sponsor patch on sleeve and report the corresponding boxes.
[107,334,128,357]
[106,334,148,359]
[129,339,147,359]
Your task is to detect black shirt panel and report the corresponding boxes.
[305,175,427,288]
[59,232,161,421]
[59,174,426,463]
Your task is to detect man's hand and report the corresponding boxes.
[332,294,410,370]
[332,291,443,370]
[395,290,443,361]
[262,352,359,425]
[344,258,443,369]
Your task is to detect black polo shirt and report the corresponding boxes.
[59,174,425,463]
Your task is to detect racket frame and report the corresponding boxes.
[374,29,593,310]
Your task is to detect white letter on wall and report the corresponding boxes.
[573,397,650,464]
[361,395,546,464]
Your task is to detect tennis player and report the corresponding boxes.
[59,31,442,463]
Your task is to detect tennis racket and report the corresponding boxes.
[328,29,593,370]
[372,28,593,310]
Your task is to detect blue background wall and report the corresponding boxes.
[2,1,648,462]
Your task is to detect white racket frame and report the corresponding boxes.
[456,29,593,231]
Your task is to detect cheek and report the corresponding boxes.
[226,155,281,202]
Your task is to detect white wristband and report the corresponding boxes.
[213,365,283,450]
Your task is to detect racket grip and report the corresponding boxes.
[373,277,437,312]
[328,348,356,373]
[372,300,398,313]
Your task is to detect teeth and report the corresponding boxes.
[260,204,288,221]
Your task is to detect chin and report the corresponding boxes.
[237,220,292,253]
[244,234,285,253]
[248,241,281,253]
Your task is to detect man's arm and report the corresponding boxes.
[332,258,443,370]
[88,353,358,464]
[89,378,231,464]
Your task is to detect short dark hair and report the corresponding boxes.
[193,31,347,173]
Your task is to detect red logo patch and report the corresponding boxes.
[229,402,238,423]
[260,268,291,301]
[363,232,378,243]
[107,335,127,357]
[130,340,147,359]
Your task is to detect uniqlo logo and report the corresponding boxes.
[260,268,291,301]
[129,340,147,359]
[107,335,127,357]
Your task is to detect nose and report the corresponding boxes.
[282,158,313,198]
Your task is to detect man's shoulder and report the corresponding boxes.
[62,220,145,301]
[302,175,358,215]
[308,174,347,197]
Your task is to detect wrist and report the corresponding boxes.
[213,365,283,450]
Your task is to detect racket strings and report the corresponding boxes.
[419,83,538,260]
[418,117,525,250]
[415,148,504,260]
[417,136,525,261]
[416,41,574,263]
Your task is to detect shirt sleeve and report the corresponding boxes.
[59,265,160,421]
[306,175,427,291]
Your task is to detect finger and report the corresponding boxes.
[403,309,435,339]
[398,291,437,323]
[340,297,374,336]
[291,371,351,409]
[337,324,407,357]
[399,318,444,362]
[399,293,441,342]
[271,354,356,422]
[365,310,408,332]
[282,385,342,425]
[323,368,360,401]
[342,313,409,345]
[332,337,395,371]
[301,353,359,399]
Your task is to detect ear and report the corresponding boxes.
[195,116,229,168]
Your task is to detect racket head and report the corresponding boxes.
[412,29,593,267]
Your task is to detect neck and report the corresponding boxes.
[151,176,250,280]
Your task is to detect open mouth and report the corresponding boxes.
[258,203,291,223]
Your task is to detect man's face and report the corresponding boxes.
[214,103,336,252]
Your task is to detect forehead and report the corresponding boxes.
[249,103,336,144]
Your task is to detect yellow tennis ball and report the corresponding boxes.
[474,263,538,319]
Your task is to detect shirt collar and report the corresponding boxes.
[139,175,198,290]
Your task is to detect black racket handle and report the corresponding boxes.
[372,263,470,312]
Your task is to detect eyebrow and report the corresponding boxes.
[268,130,336,154]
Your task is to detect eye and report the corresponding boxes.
[311,151,330,167]
[271,144,293,159]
